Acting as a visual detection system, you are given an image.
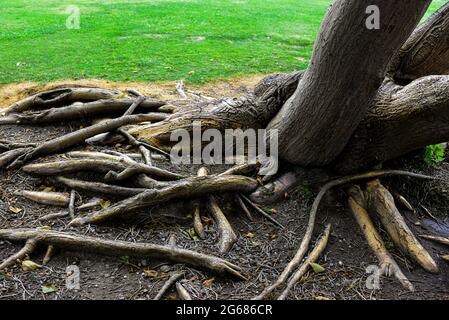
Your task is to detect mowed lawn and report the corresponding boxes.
[0,0,445,84]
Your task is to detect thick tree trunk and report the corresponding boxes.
[267,0,431,167]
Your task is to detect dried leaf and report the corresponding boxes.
[188,228,199,241]
[202,278,215,288]
[246,232,255,239]
[100,198,111,209]
[22,260,42,271]
[42,284,58,294]
[310,262,325,273]
[9,206,22,214]
[143,269,158,278]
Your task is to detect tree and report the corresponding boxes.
[1,0,449,300]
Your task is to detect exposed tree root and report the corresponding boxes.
[366,180,438,273]
[0,229,246,279]
[42,245,55,265]
[69,175,258,226]
[420,234,449,246]
[208,195,237,254]
[192,201,206,240]
[176,282,193,300]
[348,186,415,292]
[235,194,253,221]
[278,224,331,300]
[23,159,183,180]
[68,190,76,220]
[196,167,236,253]
[0,101,166,125]
[240,194,284,228]
[0,239,37,270]
[154,272,184,300]
[38,211,70,222]
[51,176,146,197]
[1,87,121,115]
[254,170,434,300]
[3,114,162,169]
[15,190,70,207]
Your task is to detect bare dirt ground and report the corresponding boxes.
[0,77,448,300]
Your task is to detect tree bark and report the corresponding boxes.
[392,1,449,82]
[267,0,431,167]
[335,75,449,172]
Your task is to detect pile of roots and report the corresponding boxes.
[0,80,448,299]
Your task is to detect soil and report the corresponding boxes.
[0,78,448,300]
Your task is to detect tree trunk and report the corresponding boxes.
[267,0,431,167]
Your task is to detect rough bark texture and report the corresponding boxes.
[335,75,449,172]
[131,72,304,145]
[392,1,449,82]
[267,0,431,167]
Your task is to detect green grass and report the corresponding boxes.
[0,0,445,84]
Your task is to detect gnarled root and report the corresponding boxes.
[0,239,37,270]
[0,101,166,125]
[278,224,331,300]
[348,186,415,292]
[3,114,161,169]
[154,272,184,300]
[208,195,237,254]
[69,174,258,226]
[1,87,121,115]
[0,228,245,279]
[254,170,434,300]
[366,180,438,273]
